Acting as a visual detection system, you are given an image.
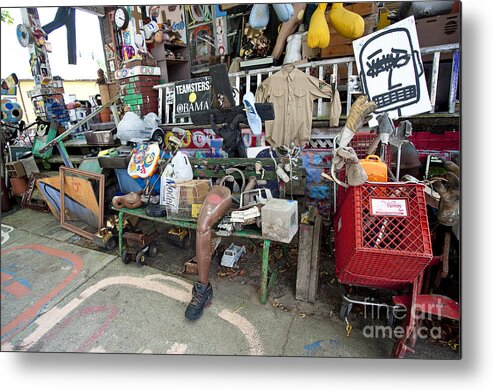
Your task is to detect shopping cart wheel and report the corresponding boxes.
[339,302,353,321]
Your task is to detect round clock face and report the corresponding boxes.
[115,7,129,30]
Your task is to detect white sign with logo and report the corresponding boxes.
[353,16,431,121]
[370,198,408,217]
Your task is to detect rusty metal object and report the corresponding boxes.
[122,230,159,265]
[21,172,49,211]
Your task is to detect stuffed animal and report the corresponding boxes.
[249,4,295,30]
[249,4,270,30]
[307,3,330,49]
[329,3,365,40]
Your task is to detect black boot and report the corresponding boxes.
[185,282,213,321]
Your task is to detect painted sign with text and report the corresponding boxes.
[174,77,211,116]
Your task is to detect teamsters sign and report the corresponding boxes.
[174,76,212,115]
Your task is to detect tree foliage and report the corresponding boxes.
[1,10,14,24]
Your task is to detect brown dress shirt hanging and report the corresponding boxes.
[255,63,332,147]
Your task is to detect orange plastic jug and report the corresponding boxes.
[359,155,388,182]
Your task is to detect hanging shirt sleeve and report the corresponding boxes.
[255,80,270,103]
[307,74,333,100]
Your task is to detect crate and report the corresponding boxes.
[334,182,432,290]
[6,161,26,178]
[164,179,211,221]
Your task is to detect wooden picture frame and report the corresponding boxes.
[21,172,49,211]
[59,166,105,240]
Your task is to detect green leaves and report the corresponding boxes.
[1,10,14,25]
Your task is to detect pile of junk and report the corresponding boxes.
[1,67,460,359]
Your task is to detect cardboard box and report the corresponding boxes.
[416,13,460,61]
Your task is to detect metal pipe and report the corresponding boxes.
[341,293,406,312]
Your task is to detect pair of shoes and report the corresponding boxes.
[185,282,213,320]
[243,91,262,136]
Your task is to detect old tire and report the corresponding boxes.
[148,243,158,257]
[151,129,165,149]
[122,249,131,264]
[136,250,148,266]
[339,302,353,321]
[105,236,117,251]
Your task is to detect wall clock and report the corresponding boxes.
[114,7,130,31]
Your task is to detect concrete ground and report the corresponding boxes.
[1,207,459,359]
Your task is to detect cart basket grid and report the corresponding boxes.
[334,182,432,290]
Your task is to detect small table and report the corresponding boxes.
[115,207,277,304]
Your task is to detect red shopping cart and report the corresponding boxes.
[334,182,432,290]
[333,182,459,357]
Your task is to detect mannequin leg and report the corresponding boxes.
[196,185,232,283]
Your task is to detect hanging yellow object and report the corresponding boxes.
[329,3,365,40]
[307,3,330,49]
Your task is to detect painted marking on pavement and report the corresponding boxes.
[0,244,83,343]
[2,280,31,298]
[40,305,120,352]
[218,309,264,355]
[1,272,13,283]
[89,346,106,353]
[16,274,264,355]
[166,342,188,354]
[1,224,14,245]
[304,338,342,356]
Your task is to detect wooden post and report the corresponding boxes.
[296,207,322,303]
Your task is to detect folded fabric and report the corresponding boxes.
[346,160,368,186]
[329,88,342,127]
[332,146,368,187]
[249,4,270,30]
[243,91,262,135]
[273,3,294,22]
[332,146,358,170]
